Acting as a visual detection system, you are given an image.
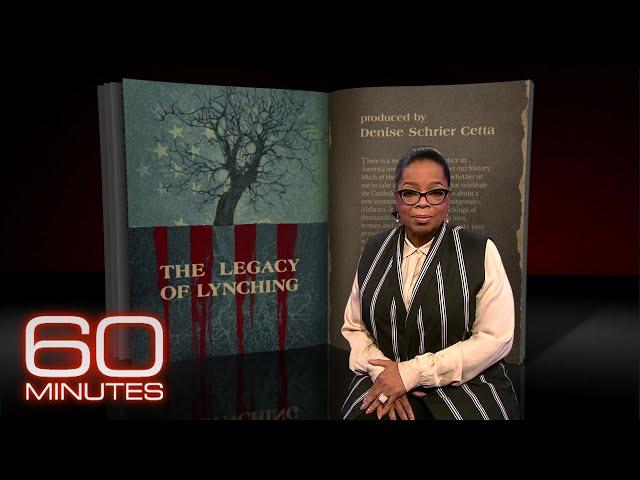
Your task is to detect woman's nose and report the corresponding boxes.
[416,196,431,208]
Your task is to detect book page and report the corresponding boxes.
[329,81,533,364]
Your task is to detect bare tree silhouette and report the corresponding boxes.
[155,87,324,225]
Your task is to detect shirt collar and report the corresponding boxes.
[403,235,434,259]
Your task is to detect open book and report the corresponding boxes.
[98,78,533,365]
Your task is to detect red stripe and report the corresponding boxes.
[190,225,214,359]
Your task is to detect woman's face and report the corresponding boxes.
[396,159,450,244]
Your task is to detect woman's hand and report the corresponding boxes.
[386,394,415,420]
[360,359,407,417]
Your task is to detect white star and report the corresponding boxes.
[152,143,168,159]
[189,145,201,158]
[157,182,168,195]
[136,163,151,177]
[174,217,187,226]
[191,182,203,196]
[172,162,184,178]
[169,125,183,139]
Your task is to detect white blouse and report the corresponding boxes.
[341,234,515,391]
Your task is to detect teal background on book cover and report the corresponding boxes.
[120,78,329,360]
[123,78,328,227]
[128,223,327,360]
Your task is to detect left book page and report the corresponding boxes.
[100,79,329,361]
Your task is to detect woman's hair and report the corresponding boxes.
[394,145,451,187]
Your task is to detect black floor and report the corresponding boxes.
[1,273,637,420]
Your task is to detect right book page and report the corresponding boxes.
[328,80,533,364]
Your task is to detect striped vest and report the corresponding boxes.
[346,221,519,420]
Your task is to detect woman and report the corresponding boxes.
[341,146,519,420]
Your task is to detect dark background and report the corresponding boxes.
[2,63,637,275]
[1,63,637,423]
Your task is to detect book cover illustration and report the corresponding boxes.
[122,79,329,361]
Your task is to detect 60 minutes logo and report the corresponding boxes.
[23,315,166,402]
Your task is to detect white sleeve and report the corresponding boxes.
[341,273,391,382]
[397,239,515,390]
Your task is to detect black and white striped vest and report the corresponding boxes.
[347,221,519,420]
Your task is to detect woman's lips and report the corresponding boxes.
[413,215,432,224]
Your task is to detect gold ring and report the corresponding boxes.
[378,393,389,404]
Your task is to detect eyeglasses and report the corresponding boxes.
[396,188,450,206]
